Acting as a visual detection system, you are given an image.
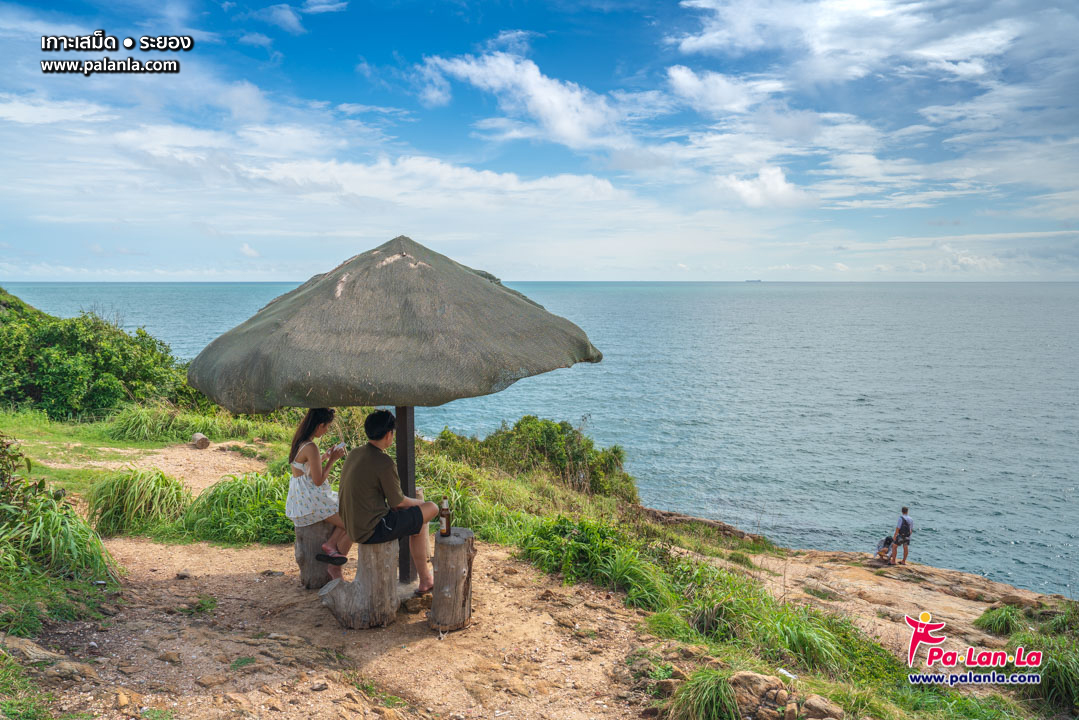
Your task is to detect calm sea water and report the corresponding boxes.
[6,281,1077,597]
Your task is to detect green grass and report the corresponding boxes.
[0,653,51,720]
[86,467,191,537]
[974,605,1024,636]
[804,585,842,601]
[726,551,756,568]
[106,403,292,444]
[179,593,217,615]
[668,669,739,720]
[229,657,255,671]
[180,472,293,545]
[1008,631,1079,711]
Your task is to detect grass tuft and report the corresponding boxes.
[86,467,190,537]
[181,472,293,545]
[973,605,1024,636]
[668,669,739,720]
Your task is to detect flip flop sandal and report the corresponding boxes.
[316,551,348,566]
[414,587,432,597]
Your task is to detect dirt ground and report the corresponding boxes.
[43,441,267,494]
[33,537,648,720]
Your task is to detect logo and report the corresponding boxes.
[904,611,1043,669]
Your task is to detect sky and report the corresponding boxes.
[0,0,1077,281]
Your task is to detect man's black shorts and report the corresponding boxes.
[363,506,424,544]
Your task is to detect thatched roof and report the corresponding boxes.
[187,236,602,412]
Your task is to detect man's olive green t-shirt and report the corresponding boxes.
[339,443,406,543]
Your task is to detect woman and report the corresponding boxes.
[285,408,350,579]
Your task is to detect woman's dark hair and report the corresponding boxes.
[289,408,335,462]
[364,409,395,441]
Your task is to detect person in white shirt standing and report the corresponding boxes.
[889,506,913,565]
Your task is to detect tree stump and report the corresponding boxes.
[429,527,476,632]
[191,432,210,449]
[318,541,398,629]
[294,520,334,590]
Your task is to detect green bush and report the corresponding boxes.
[1008,631,1079,711]
[106,403,291,443]
[668,669,739,720]
[0,434,114,637]
[974,605,1024,636]
[432,416,638,502]
[86,467,191,536]
[0,287,196,418]
[182,472,293,544]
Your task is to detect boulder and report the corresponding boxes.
[802,694,845,719]
[1,637,66,663]
[728,671,785,717]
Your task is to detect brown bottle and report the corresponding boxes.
[439,497,451,537]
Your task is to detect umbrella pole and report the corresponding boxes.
[395,405,416,584]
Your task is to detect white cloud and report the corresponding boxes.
[301,0,348,13]
[720,166,812,208]
[239,32,273,48]
[0,95,114,124]
[255,4,306,34]
[240,243,259,257]
[420,51,625,149]
[667,65,782,114]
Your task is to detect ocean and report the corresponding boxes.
[5,281,1077,598]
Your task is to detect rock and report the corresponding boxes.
[262,570,285,577]
[401,597,426,613]
[998,594,1036,609]
[226,692,251,707]
[196,674,228,688]
[267,700,284,712]
[157,651,181,664]
[118,664,139,675]
[758,708,782,720]
[1,637,65,663]
[115,691,130,709]
[311,682,328,691]
[776,689,789,705]
[729,672,785,717]
[654,678,681,697]
[51,661,98,680]
[785,703,798,720]
[504,567,519,575]
[176,570,191,579]
[802,694,845,719]
[640,708,661,718]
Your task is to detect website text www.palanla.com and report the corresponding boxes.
[41,57,179,76]
[908,672,1042,688]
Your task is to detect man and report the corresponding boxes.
[889,506,913,566]
[338,409,439,593]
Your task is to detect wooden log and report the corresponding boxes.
[318,541,399,629]
[429,527,476,632]
[191,432,210,449]
[294,520,334,590]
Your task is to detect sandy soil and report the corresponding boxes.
[32,537,648,720]
[43,442,266,494]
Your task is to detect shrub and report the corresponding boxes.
[107,403,290,443]
[432,416,638,502]
[182,472,293,544]
[974,605,1024,636]
[86,467,190,536]
[0,287,194,417]
[668,669,739,720]
[1008,631,1079,711]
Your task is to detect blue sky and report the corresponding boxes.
[0,0,1076,281]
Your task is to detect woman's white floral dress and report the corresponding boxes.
[284,441,338,527]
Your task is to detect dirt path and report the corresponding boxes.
[43,442,266,494]
[36,537,647,720]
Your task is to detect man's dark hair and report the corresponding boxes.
[364,409,396,441]
[901,506,909,514]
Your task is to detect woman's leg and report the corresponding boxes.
[322,513,346,553]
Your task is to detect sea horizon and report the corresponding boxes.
[4,280,1076,598]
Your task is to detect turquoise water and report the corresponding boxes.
[5,281,1077,597]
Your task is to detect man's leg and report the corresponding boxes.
[411,501,439,591]
[902,542,909,564]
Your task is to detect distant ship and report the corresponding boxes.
[745,279,762,283]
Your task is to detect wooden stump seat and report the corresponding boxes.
[429,527,476,632]
[294,520,335,590]
[319,540,399,629]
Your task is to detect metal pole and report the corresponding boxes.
[395,405,416,583]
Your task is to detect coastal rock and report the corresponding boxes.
[802,694,844,719]
[197,674,228,688]
[997,594,1037,609]
[728,671,785,717]
[785,703,798,720]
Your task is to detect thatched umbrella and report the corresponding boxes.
[188,235,602,580]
